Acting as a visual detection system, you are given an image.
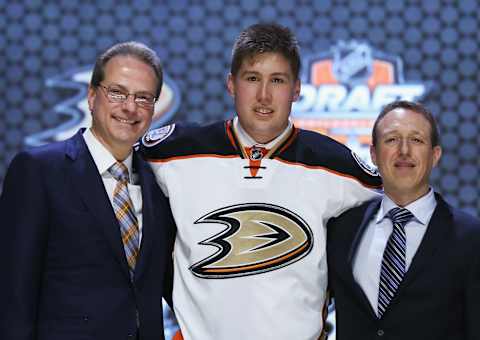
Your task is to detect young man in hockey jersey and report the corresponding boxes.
[141,23,381,340]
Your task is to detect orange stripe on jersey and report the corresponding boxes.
[146,154,239,163]
[225,120,238,151]
[273,158,382,189]
[172,330,184,340]
[203,242,308,274]
[276,127,299,154]
[148,153,380,188]
[248,159,261,177]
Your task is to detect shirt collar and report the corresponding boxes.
[233,116,293,149]
[376,188,437,226]
[83,128,134,181]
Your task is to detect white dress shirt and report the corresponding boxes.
[352,189,437,316]
[83,128,143,243]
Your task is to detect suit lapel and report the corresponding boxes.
[132,153,155,282]
[348,199,382,266]
[381,193,453,318]
[397,193,453,291]
[346,199,382,318]
[65,131,131,280]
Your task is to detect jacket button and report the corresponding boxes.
[377,329,385,336]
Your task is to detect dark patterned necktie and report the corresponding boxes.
[108,162,139,278]
[377,207,414,317]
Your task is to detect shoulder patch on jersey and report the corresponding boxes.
[351,151,380,177]
[142,124,175,147]
[190,203,313,279]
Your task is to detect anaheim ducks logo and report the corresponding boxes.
[190,203,313,279]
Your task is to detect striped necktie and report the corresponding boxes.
[108,162,140,278]
[377,207,414,318]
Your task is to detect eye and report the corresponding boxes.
[384,137,397,144]
[246,75,258,82]
[272,77,285,84]
[411,137,424,144]
[135,97,148,103]
[135,94,154,103]
[108,88,126,99]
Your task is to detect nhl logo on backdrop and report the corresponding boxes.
[292,40,429,163]
[332,41,373,85]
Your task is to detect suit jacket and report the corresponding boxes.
[327,193,480,340]
[0,131,176,340]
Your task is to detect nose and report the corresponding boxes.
[399,138,410,155]
[257,81,272,104]
[122,94,137,112]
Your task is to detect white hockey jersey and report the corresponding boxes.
[141,120,381,340]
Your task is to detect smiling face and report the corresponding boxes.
[88,55,157,160]
[370,108,442,206]
[227,52,301,144]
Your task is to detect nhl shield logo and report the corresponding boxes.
[249,146,265,160]
[332,41,373,86]
[292,39,429,167]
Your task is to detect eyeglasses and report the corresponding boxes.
[98,84,157,108]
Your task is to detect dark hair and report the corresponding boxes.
[90,41,163,98]
[372,100,440,146]
[230,23,301,79]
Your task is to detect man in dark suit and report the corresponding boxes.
[328,100,480,340]
[0,41,175,340]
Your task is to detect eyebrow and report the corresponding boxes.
[382,130,427,137]
[271,72,291,78]
[240,70,291,78]
[106,83,154,95]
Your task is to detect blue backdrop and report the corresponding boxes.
[2,0,478,216]
[1,0,479,337]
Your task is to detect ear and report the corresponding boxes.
[370,144,377,166]
[432,145,442,167]
[226,73,235,97]
[292,79,301,102]
[87,85,96,112]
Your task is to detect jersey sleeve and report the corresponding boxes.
[139,124,179,197]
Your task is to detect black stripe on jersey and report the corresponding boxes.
[226,120,246,159]
[140,121,242,160]
[270,126,298,159]
[277,129,382,188]
[243,165,266,170]
[140,120,382,188]
[243,164,267,179]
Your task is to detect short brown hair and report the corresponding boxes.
[90,41,163,98]
[372,100,440,147]
[230,23,301,80]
